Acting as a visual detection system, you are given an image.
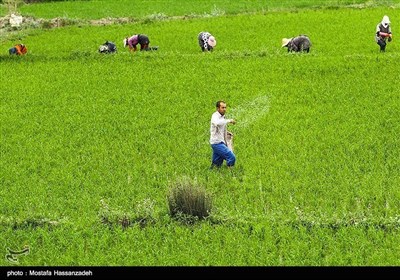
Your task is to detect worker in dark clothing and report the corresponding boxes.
[282,35,311,53]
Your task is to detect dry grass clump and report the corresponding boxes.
[167,177,212,224]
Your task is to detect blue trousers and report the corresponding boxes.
[211,142,236,167]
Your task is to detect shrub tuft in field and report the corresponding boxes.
[167,177,212,223]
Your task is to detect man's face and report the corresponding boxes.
[218,103,227,115]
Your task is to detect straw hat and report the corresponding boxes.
[208,36,217,47]
[281,38,292,47]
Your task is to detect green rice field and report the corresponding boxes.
[0,0,399,267]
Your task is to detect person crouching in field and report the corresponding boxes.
[99,41,117,54]
[123,34,158,52]
[209,100,236,169]
[375,15,392,52]
[9,44,27,55]
[198,31,216,52]
[282,35,311,53]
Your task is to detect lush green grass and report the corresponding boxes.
[0,1,400,266]
[1,0,381,19]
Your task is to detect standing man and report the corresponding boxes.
[210,100,236,169]
[375,15,392,52]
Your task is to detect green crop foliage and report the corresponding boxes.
[0,0,399,266]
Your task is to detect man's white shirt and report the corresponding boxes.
[210,111,231,145]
